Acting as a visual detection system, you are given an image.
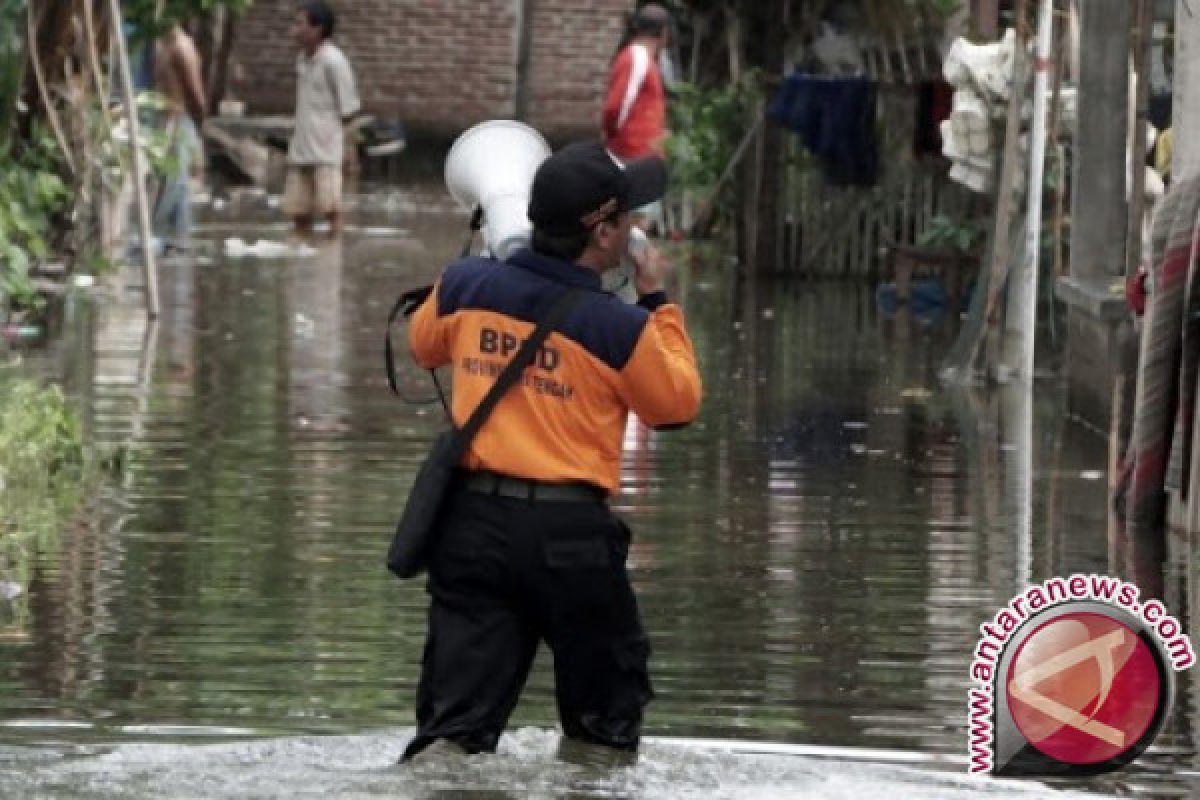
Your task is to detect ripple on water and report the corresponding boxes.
[0,729,1125,800]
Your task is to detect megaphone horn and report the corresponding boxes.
[444,120,552,261]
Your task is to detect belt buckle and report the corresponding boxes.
[495,475,528,501]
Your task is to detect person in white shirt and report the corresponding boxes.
[285,2,361,235]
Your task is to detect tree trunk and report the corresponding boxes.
[193,9,215,82]
[207,8,238,111]
[752,0,788,276]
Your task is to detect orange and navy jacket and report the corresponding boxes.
[603,43,667,159]
[408,248,702,495]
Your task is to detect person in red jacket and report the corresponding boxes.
[603,4,671,162]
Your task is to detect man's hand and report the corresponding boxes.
[632,243,671,296]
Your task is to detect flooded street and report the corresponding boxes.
[0,182,1196,798]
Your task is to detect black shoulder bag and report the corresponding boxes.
[385,286,582,579]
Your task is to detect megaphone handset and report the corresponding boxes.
[627,228,670,298]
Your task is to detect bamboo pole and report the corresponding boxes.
[80,0,114,130]
[1048,5,1069,278]
[968,0,1032,375]
[109,0,160,318]
[689,110,763,237]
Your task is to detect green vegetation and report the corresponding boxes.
[125,0,255,44]
[0,130,72,311]
[0,0,23,140]
[666,78,759,191]
[918,214,987,255]
[0,377,88,631]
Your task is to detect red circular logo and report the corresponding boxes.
[1006,612,1161,765]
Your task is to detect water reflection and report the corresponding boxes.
[0,185,1194,797]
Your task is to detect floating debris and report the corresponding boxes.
[224,238,317,259]
[294,314,315,338]
[1,325,41,340]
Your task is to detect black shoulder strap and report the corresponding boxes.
[458,288,583,444]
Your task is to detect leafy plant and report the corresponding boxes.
[918,214,987,255]
[0,377,87,632]
[0,128,72,310]
[0,0,24,141]
[920,0,964,20]
[666,76,761,191]
[125,0,255,44]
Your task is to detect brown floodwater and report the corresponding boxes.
[0,181,1194,799]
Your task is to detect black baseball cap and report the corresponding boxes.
[527,142,668,237]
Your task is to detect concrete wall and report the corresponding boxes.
[228,0,630,140]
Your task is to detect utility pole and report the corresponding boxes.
[1174,0,1200,180]
[111,0,161,318]
[514,0,537,122]
[1069,0,1130,281]
[1057,0,1135,432]
[1005,0,1054,381]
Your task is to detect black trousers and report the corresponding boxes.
[402,485,652,760]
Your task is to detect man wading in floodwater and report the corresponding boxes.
[153,23,206,252]
[284,1,361,236]
[403,142,702,761]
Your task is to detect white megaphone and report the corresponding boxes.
[444,120,552,260]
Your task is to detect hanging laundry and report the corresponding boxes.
[914,79,954,157]
[767,73,878,188]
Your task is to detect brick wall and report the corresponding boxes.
[229,0,632,141]
[524,0,628,137]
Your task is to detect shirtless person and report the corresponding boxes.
[153,24,206,251]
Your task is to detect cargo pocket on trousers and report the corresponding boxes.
[543,536,610,569]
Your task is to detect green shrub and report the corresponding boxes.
[0,378,87,631]
[0,130,72,311]
[666,77,761,192]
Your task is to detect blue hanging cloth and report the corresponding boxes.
[768,73,878,187]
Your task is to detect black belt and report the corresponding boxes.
[459,470,606,503]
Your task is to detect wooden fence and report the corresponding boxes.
[777,88,974,279]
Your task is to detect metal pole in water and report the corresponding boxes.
[110,0,162,319]
[1009,0,1054,378]
[1009,0,1054,590]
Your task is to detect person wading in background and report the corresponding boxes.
[603,3,672,231]
[285,1,361,236]
[153,23,206,252]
